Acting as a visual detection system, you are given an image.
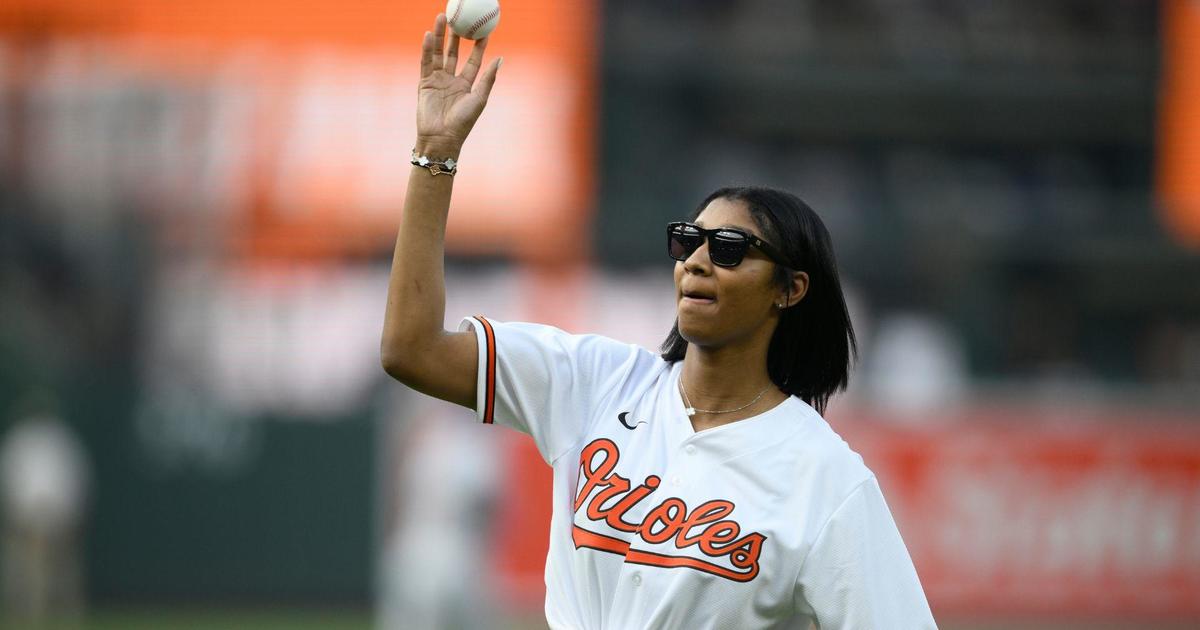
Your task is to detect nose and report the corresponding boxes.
[683,239,712,275]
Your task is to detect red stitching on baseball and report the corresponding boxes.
[449,0,465,29]
[466,7,499,38]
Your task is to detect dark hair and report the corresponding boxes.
[659,186,858,416]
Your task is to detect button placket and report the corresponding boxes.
[667,442,701,490]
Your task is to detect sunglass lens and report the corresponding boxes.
[709,231,748,267]
[668,225,701,261]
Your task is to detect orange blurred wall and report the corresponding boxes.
[1,0,599,263]
[3,0,581,53]
[1158,0,1200,248]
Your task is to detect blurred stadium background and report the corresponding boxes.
[1,0,1199,628]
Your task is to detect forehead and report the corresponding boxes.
[694,197,755,231]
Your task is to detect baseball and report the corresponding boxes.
[446,0,500,40]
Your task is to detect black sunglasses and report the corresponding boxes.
[667,221,789,268]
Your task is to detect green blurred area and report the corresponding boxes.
[6,609,373,630]
[3,609,364,628]
[11,608,559,630]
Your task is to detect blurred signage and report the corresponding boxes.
[0,0,597,262]
[835,409,1200,619]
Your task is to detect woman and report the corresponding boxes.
[382,13,937,629]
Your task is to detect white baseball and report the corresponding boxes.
[446,0,500,40]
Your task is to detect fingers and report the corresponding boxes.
[460,36,490,85]
[421,12,492,85]
[420,31,435,77]
[445,33,461,75]
[430,13,447,72]
[472,57,502,101]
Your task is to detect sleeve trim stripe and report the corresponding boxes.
[474,315,497,425]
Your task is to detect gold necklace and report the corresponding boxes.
[678,377,772,417]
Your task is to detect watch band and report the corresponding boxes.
[411,149,458,176]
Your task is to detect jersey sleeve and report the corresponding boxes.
[794,477,938,630]
[458,316,650,464]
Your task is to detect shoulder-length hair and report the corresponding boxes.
[659,186,857,416]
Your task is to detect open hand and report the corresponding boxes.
[416,13,502,154]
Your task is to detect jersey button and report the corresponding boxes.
[632,574,642,586]
[670,475,682,487]
[685,445,697,455]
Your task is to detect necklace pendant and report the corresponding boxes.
[685,407,696,417]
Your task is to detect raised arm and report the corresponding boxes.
[380,13,501,408]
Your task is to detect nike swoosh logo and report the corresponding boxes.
[617,412,646,430]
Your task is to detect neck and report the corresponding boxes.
[679,339,782,418]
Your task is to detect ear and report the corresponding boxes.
[776,270,809,309]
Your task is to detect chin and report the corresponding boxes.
[676,314,717,347]
[677,310,766,351]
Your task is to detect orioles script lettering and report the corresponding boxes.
[572,438,766,582]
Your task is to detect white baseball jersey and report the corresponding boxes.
[461,316,937,630]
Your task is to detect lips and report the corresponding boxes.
[681,287,717,305]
